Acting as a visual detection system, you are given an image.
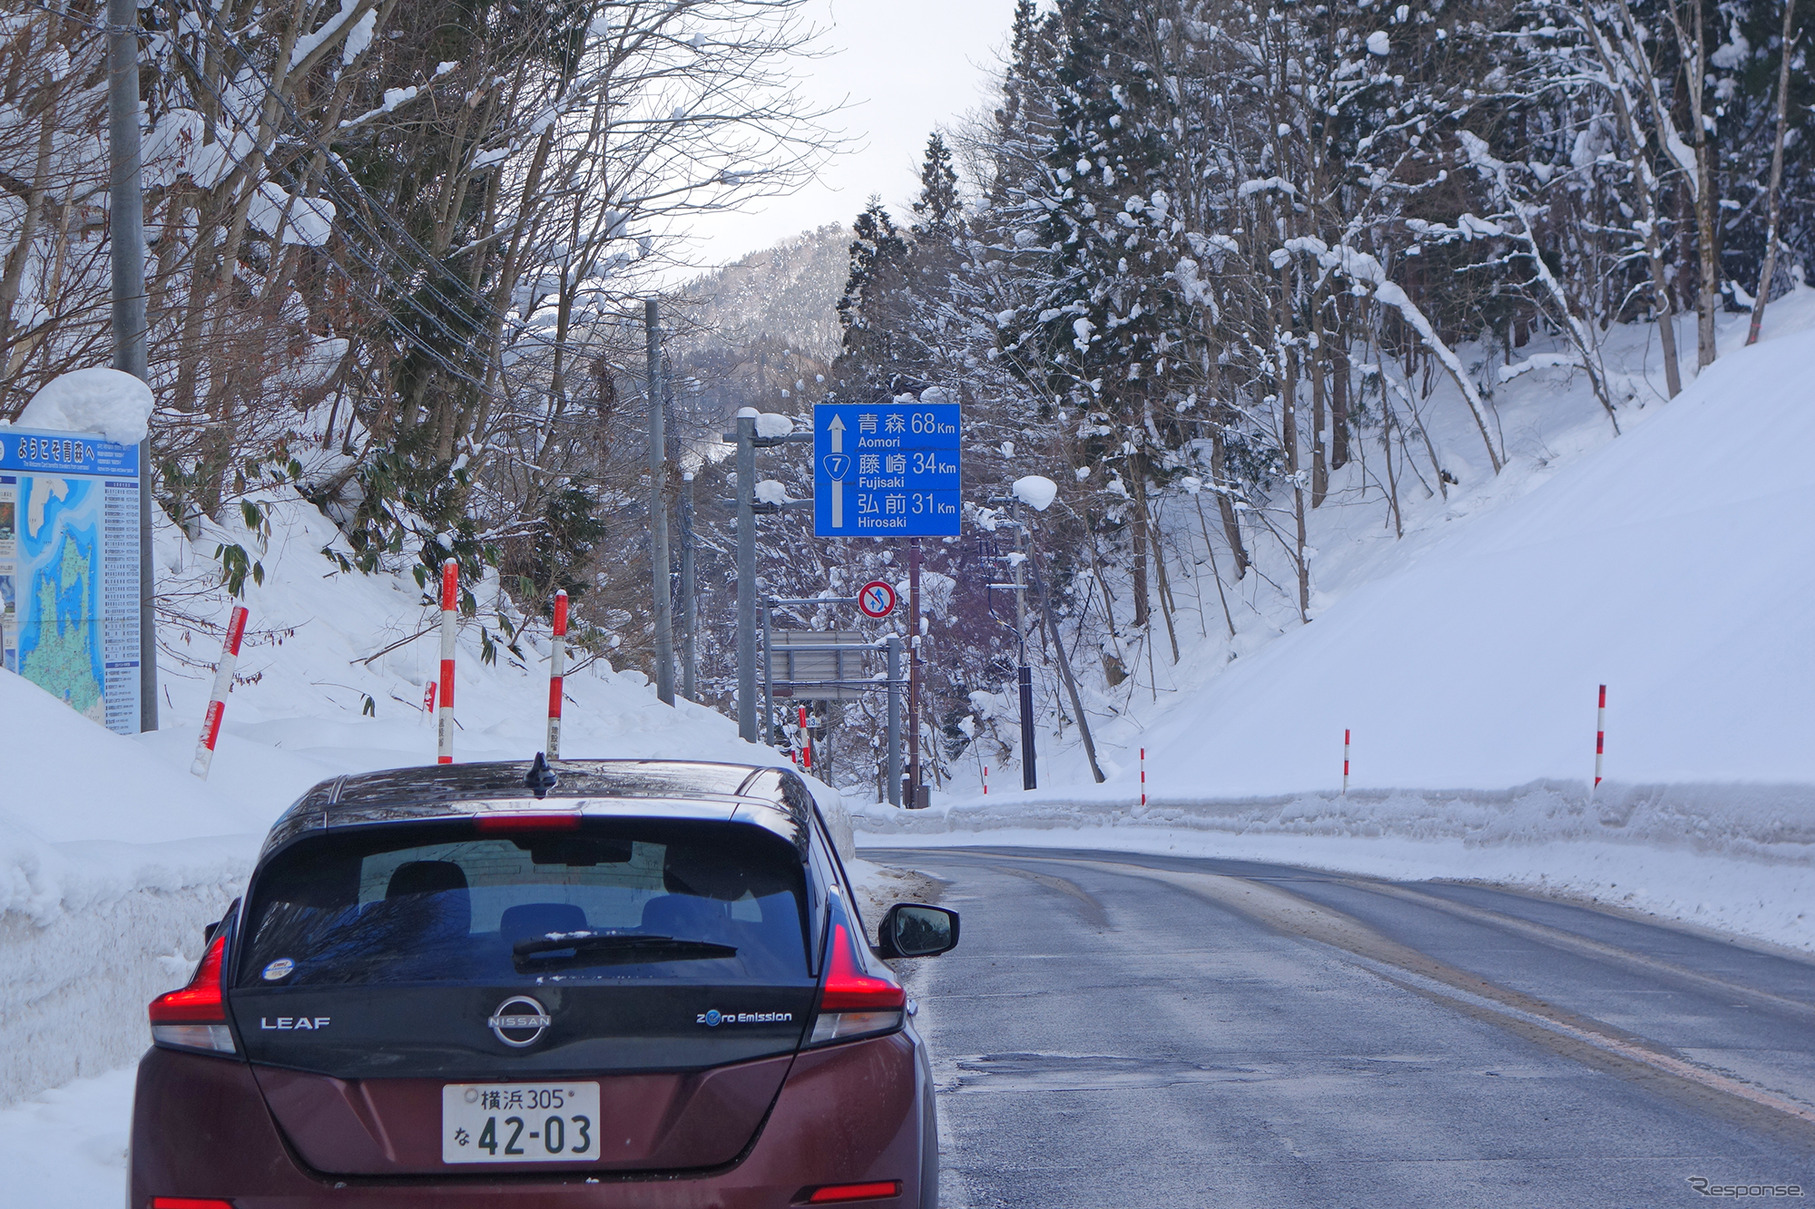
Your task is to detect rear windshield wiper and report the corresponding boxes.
[512,930,737,968]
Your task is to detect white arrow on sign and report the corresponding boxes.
[832,480,844,527]
[828,413,845,453]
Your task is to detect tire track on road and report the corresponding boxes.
[1042,856,1815,1150]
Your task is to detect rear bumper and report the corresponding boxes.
[129,1032,927,1208]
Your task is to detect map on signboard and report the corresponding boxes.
[0,429,142,734]
[11,477,106,720]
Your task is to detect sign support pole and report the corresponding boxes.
[762,597,775,748]
[736,413,757,741]
[907,537,923,807]
[108,0,156,731]
[885,635,903,807]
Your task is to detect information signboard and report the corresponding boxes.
[813,401,961,537]
[0,428,141,734]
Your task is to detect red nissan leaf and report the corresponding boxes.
[130,759,958,1208]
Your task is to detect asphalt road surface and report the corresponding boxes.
[869,847,1815,1209]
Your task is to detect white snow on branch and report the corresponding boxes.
[290,0,368,72]
[1237,176,1298,199]
[1498,352,1581,383]
[247,183,337,247]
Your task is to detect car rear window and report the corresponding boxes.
[239,820,809,988]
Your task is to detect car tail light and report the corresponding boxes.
[148,933,237,1055]
[805,1181,902,1203]
[809,919,905,1046]
[150,1199,236,1208]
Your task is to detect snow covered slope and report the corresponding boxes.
[1118,317,1815,796]
[958,300,1815,800]
[0,492,804,1105]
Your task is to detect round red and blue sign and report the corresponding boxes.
[858,580,897,619]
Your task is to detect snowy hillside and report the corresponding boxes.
[945,298,1815,800]
[0,494,796,1106]
[1120,304,1815,796]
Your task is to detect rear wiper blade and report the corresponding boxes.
[512,931,737,967]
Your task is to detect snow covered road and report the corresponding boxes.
[887,847,1815,1207]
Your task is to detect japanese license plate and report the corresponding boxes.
[441,1082,600,1163]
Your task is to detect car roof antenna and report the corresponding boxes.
[525,752,558,799]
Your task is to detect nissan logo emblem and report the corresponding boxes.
[487,995,552,1048]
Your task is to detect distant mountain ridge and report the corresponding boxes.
[671,224,849,427]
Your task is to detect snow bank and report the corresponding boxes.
[852,779,1815,952]
[0,672,262,1103]
[16,368,152,444]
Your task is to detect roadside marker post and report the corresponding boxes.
[1594,684,1607,790]
[437,559,457,765]
[1343,729,1351,795]
[546,590,568,759]
[423,682,436,715]
[190,605,248,779]
[982,765,989,796]
[1140,747,1147,807]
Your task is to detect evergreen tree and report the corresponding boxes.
[912,134,962,237]
[830,199,911,400]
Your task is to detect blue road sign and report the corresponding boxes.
[814,401,961,537]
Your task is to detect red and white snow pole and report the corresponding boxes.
[546,590,568,759]
[982,765,989,796]
[1343,729,1351,795]
[797,706,813,771]
[437,558,457,765]
[1140,747,1147,807]
[1594,684,1606,790]
[190,605,249,779]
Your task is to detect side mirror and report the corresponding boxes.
[876,904,960,959]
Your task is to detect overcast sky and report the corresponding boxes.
[681,0,1020,268]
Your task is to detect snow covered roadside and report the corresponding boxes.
[0,489,841,1110]
[0,668,265,1104]
[851,780,1815,953]
[0,1067,136,1207]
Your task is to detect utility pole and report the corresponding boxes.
[679,470,696,701]
[645,301,674,705]
[109,0,157,732]
[906,537,924,808]
[735,412,757,741]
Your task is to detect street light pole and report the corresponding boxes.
[679,470,696,701]
[645,301,674,705]
[735,413,757,741]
